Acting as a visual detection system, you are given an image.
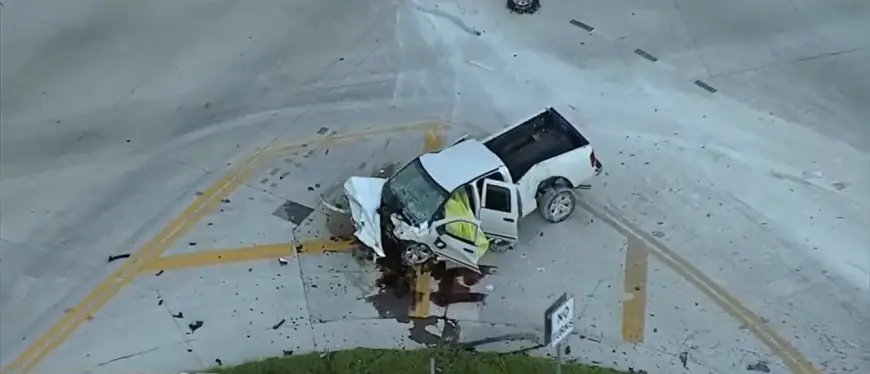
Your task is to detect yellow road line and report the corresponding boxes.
[621,238,649,344]
[3,121,451,373]
[409,267,432,318]
[3,153,264,374]
[139,239,356,272]
[577,200,821,374]
[408,124,445,318]
[267,119,444,156]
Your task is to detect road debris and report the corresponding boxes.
[214,358,223,366]
[282,350,294,356]
[678,351,688,368]
[172,312,184,319]
[272,318,286,330]
[278,257,289,266]
[155,270,164,276]
[188,320,203,333]
[746,361,771,372]
[107,253,131,263]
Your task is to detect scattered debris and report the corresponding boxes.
[282,350,294,356]
[155,270,164,276]
[278,257,289,266]
[158,299,164,306]
[194,191,203,196]
[678,351,689,368]
[272,319,286,330]
[831,181,850,191]
[188,241,197,246]
[634,48,659,62]
[746,361,771,372]
[569,19,594,31]
[221,198,230,204]
[188,320,203,333]
[801,170,823,179]
[173,312,184,319]
[214,358,223,366]
[107,254,131,263]
[694,79,718,94]
[651,231,666,238]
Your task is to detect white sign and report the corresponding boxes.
[545,293,575,347]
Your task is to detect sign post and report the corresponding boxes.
[544,293,575,374]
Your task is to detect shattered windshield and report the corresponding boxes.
[385,159,448,226]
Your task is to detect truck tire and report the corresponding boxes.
[538,186,576,223]
[507,0,541,14]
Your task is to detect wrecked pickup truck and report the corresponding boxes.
[333,107,603,274]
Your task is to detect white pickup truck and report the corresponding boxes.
[339,107,603,274]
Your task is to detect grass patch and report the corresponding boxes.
[210,347,627,374]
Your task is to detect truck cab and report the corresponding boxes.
[341,107,602,273]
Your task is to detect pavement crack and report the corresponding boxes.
[95,347,161,367]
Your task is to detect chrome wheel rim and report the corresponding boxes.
[547,193,573,220]
[402,243,432,265]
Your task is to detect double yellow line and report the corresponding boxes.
[2,153,262,374]
[408,125,445,318]
[3,121,447,374]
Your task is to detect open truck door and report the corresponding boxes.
[431,216,489,274]
[477,179,519,244]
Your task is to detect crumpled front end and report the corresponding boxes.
[342,176,387,258]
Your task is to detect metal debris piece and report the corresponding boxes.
[188,320,203,332]
[746,361,771,372]
[801,170,823,179]
[155,270,164,276]
[107,254,131,263]
[173,312,184,319]
[272,318,286,330]
[678,351,688,368]
[278,257,289,266]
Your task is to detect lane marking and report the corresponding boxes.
[3,120,451,373]
[139,239,356,272]
[3,153,264,374]
[621,238,649,344]
[266,120,444,156]
[409,124,444,318]
[577,200,821,374]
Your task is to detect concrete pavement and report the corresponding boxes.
[2,0,868,373]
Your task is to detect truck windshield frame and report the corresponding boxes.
[384,159,448,226]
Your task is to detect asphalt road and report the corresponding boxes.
[1,0,867,373]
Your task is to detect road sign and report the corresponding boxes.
[544,293,575,347]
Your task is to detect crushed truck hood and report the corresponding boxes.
[343,176,387,258]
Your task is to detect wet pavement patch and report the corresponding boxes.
[273,200,315,225]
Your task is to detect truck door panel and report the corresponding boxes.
[478,179,519,241]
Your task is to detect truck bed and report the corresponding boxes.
[483,108,590,181]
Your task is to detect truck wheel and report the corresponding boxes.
[507,0,541,14]
[538,186,576,223]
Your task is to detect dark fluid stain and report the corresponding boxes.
[324,209,353,238]
[429,263,487,307]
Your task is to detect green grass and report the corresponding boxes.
[210,347,626,374]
